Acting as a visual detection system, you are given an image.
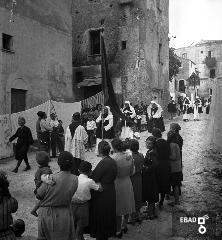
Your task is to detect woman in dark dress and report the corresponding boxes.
[89,141,117,240]
[142,136,159,220]
[152,128,171,208]
[9,117,33,173]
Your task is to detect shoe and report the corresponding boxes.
[121,226,128,234]
[115,232,123,238]
[24,166,31,171]
[12,168,18,173]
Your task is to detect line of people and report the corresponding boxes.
[3,124,183,240]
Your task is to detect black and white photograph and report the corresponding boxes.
[0,0,222,239]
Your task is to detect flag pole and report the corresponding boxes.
[101,30,105,141]
[101,105,104,140]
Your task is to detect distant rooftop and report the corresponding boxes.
[176,40,222,49]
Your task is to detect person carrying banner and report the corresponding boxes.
[95,106,115,156]
[120,101,136,140]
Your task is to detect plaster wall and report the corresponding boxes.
[0,0,72,114]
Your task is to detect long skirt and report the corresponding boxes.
[115,177,135,216]
[142,172,159,204]
[89,184,116,239]
[38,206,75,240]
[131,173,143,211]
[95,138,113,155]
[193,108,200,120]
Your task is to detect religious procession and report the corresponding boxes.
[1,1,222,240]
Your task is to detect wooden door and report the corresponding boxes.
[11,88,26,113]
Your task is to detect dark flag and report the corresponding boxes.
[101,33,125,125]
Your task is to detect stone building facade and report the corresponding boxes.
[169,56,197,101]
[72,0,170,108]
[175,40,222,98]
[0,0,73,114]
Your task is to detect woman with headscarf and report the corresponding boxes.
[8,116,33,173]
[182,97,193,122]
[95,106,115,155]
[147,101,165,133]
[120,101,136,140]
[65,112,88,175]
[36,151,78,240]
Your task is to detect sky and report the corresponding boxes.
[169,0,222,48]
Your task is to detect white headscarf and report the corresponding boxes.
[123,101,136,118]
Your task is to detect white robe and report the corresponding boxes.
[65,125,88,160]
[121,104,136,140]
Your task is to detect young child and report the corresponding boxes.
[31,151,54,217]
[129,139,144,224]
[71,161,102,240]
[142,136,159,220]
[167,130,183,206]
[86,114,97,152]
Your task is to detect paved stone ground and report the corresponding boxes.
[0,112,222,240]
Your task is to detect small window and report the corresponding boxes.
[89,30,101,55]
[121,41,127,50]
[2,33,13,51]
[209,88,212,95]
[208,51,211,58]
[182,53,187,59]
[210,69,215,78]
[201,51,203,54]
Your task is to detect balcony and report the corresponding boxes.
[204,56,216,68]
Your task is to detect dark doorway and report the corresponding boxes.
[11,88,26,113]
[179,80,185,93]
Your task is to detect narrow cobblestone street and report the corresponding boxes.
[0,113,221,239]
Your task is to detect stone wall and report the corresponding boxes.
[72,0,170,109]
[0,0,72,114]
[175,41,222,98]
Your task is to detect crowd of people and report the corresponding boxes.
[1,94,211,240]
[1,121,183,240]
[167,95,211,122]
